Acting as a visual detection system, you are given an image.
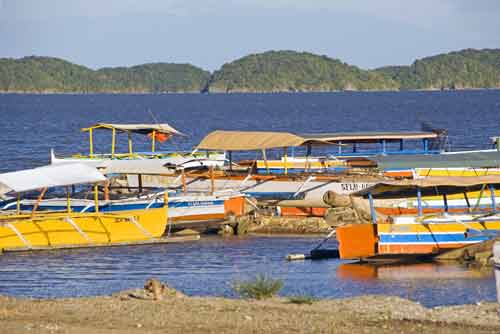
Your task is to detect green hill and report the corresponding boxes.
[1,49,500,93]
[208,51,398,92]
[0,56,210,93]
[375,49,500,90]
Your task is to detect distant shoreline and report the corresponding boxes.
[1,87,499,95]
[1,48,499,94]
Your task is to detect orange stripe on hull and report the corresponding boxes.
[375,207,491,216]
[378,243,470,255]
[280,207,327,217]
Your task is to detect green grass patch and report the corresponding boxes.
[287,295,318,305]
[232,274,283,300]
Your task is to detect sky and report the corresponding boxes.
[0,0,499,71]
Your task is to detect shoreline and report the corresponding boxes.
[0,287,498,333]
[1,87,500,95]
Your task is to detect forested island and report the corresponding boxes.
[0,48,499,93]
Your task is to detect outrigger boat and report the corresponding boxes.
[2,159,247,225]
[198,130,444,175]
[335,176,500,261]
[370,149,500,178]
[126,130,386,202]
[0,163,168,252]
[50,123,225,169]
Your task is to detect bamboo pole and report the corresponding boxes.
[151,130,156,153]
[89,128,94,157]
[111,128,116,158]
[128,131,133,156]
[66,186,72,213]
[16,193,20,214]
[94,184,99,213]
[31,187,48,218]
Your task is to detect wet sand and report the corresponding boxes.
[1,289,499,334]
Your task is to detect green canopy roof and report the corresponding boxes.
[370,151,500,170]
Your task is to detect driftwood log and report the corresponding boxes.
[323,191,387,223]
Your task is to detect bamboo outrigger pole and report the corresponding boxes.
[66,186,72,213]
[94,183,99,213]
[151,130,156,153]
[16,193,21,214]
[111,128,116,158]
[89,128,94,157]
[128,131,133,156]
[31,187,48,218]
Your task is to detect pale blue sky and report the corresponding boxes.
[1,0,499,71]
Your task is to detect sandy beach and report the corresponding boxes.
[1,284,499,334]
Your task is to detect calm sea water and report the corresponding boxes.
[0,91,499,305]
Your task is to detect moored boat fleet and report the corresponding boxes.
[1,121,500,262]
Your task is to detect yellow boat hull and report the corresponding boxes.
[0,207,167,251]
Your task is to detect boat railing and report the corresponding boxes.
[71,150,224,160]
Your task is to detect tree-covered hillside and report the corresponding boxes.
[208,51,398,92]
[375,49,500,90]
[0,56,210,93]
[1,49,499,93]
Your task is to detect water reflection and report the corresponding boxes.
[337,262,491,281]
[0,236,496,307]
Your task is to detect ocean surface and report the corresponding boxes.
[0,91,499,305]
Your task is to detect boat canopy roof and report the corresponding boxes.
[197,131,307,150]
[0,164,106,195]
[298,131,438,143]
[369,151,500,169]
[197,130,438,151]
[81,123,186,136]
[353,175,500,199]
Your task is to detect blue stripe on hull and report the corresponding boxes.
[379,233,491,244]
[20,199,224,213]
[255,167,348,174]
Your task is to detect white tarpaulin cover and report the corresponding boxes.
[82,123,186,136]
[0,163,106,194]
